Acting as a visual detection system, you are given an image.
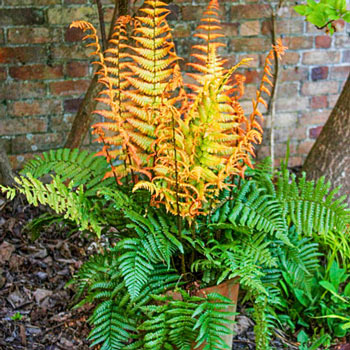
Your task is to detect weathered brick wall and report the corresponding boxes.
[0,0,349,169]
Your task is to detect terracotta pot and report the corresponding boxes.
[193,278,239,350]
[167,279,239,349]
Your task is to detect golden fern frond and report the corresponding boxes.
[249,38,287,127]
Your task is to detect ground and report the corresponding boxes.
[0,196,90,350]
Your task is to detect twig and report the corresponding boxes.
[95,0,107,52]
[267,1,284,169]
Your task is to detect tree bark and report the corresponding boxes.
[0,141,14,186]
[64,0,129,149]
[302,73,350,197]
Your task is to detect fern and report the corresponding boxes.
[276,170,350,235]
[21,148,114,196]
[88,299,136,350]
[193,293,236,350]
[1,174,104,236]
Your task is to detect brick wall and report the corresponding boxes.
[0,0,349,169]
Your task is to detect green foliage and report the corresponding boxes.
[1,174,104,236]
[10,312,23,321]
[277,260,350,343]
[21,148,114,196]
[193,293,235,350]
[295,0,350,34]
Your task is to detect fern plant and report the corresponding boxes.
[1,0,350,349]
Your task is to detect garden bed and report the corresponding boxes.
[0,197,90,349]
[0,195,348,350]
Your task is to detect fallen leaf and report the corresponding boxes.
[33,289,53,307]
[0,241,15,265]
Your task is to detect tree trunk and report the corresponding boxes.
[302,73,350,197]
[0,141,14,186]
[64,0,129,149]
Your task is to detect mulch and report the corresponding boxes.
[0,196,91,350]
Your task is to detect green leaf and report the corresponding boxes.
[319,280,337,293]
[294,289,309,307]
[297,330,309,344]
[343,11,350,21]
[294,4,309,15]
[344,282,350,297]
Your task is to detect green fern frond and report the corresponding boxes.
[276,171,350,236]
[193,293,236,350]
[21,149,113,196]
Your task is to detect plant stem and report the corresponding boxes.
[95,0,107,52]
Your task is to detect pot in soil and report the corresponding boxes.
[167,278,239,350]
[194,278,240,350]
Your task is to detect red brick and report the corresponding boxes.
[4,0,59,4]
[221,23,239,37]
[280,67,308,82]
[276,97,309,112]
[64,98,84,113]
[0,68,6,80]
[300,110,330,125]
[0,82,46,99]
[231,37,270,52]
[277,83,299,97]
[0,117,47,136]
[231,4,270,19]
[262,19,304,35]
[51,45,90,60]
[182,5,210,21]
[275,112,298,128]
[275,127,295,142]
[240,21,260,36]
[285,36,313,50]
[0,9,44,26]
[66,62,89,77]
[8,100,62,117]
[302,51,341,65]
[0,47,46,64]
[311,66,328,81]
[334,36,350,49]
[297,141,315,154]
[310,95,328,109]
[7,28,60,44]
[48,7,96,25]
[51,115,75,132]
[330,66,350,80]
[301,81,339,96]
[50,80,90,96]
[172,23,191,38]
[65,26,85,42]
[315,35,331,49]
[12,133,64,153]
[9,65,63,80]
[280,52,300,65]
[309,126,323,139]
